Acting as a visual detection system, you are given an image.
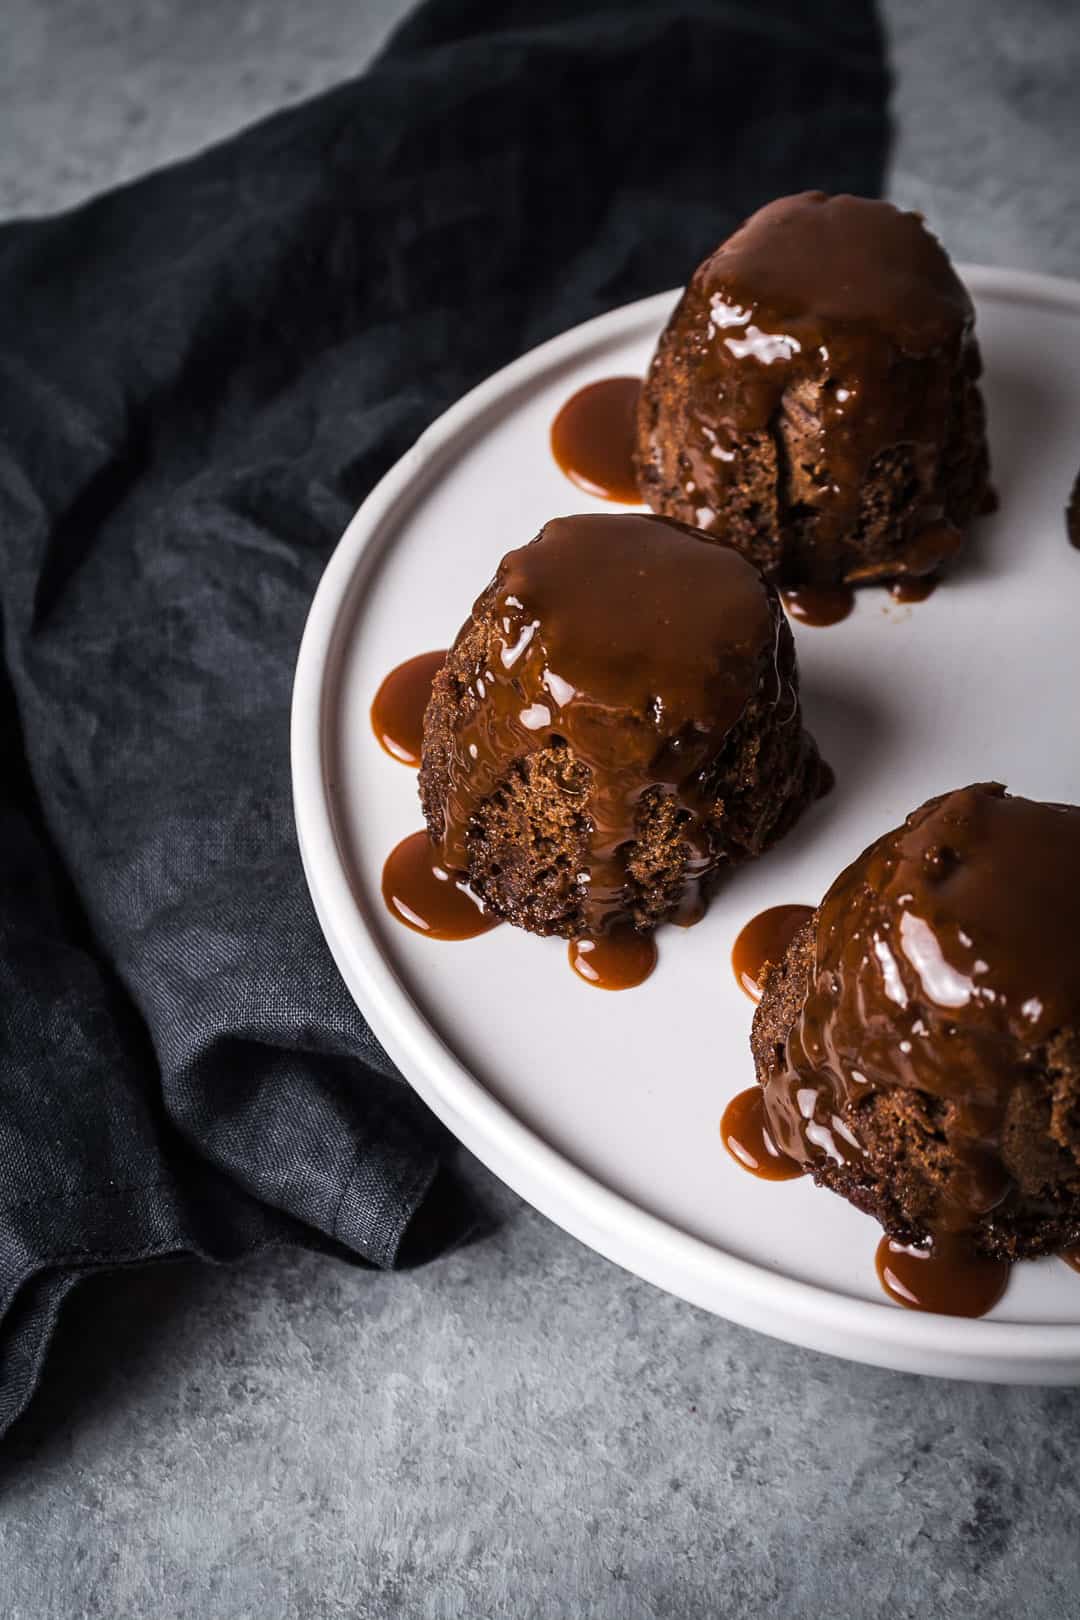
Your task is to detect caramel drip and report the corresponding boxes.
[889,575,938,604]
[732,905,814,1002]
[781,585,854,627]
[762,784,1080,1244]
[568,924,657,990]
[642,192,977,575]
[382,831,500,940]
[875,1234,1009,1318]
[551,377,642,504]
[721,1087,804,1181]
[371,650,447,767]
[433,513,787,938]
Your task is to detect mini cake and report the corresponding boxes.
[419,513,824,939]
[751,784,1080,1259]
[635,192,992,587]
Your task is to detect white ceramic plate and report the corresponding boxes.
[292,269,1080,1383]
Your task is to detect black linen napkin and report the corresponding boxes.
[0,0,890,1435]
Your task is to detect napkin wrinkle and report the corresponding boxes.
[0,0,889,1438]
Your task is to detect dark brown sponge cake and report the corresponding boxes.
[751,784,1080,1260]
[636,192,992,587]
[419,513,824,939]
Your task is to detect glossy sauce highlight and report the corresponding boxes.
[721,1088,804,1182]
[382,831,500,941]
[551,377,642,503]
[372,650,447,766]
[732,905,814,1002]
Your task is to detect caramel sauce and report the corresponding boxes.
[371,650,447,767]
[551,377,642,503]
[732,904,814,1002]
[888,523,962,578]
[889,575,938,604]
[1062,1249,1080,1273]
[639,193,984,572]
[1068,469,1080,550]
[757,784,1080,1290]
[721,1087,805,1181]
[432,513,799,939]
[781,585,854,627]
[382,831,500,940]
[671,891,707,928]
[568,924,657,991]
[875,1234,1010,1318]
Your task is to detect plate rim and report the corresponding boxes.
[292,266,1080,1380]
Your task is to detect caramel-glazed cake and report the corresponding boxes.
[636,192,992,587]
[752,784,1080,1259]
[420,513,825,939]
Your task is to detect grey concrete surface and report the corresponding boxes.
[0,0,408,218]
[886,0,1080,273]
[1,3,1079,1617]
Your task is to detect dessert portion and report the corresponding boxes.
[635,191,992,588]
[419,512,824,942]
[751,783,1080,1261]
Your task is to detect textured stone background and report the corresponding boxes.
[1,3,1078,1617]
